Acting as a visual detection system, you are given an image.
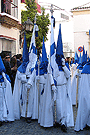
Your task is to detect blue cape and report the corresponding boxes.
[81,60,90,74]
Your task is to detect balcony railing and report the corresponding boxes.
[0,13,22,30]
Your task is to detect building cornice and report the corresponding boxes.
[0,35,16,40]
[71,6,90,12]
[0,13,22,30]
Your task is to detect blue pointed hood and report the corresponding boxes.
[81,58,90,74]
[39,37,48,75]
[18,33,29,73]
[82,46,86,66]
[0,56,6,73]
[85,51,87,63]
[77,53,79,63]
[42,36,48,63]
[0,56,6,82]
[77,53,83,70]
[74,52,78,64]
[78,53,82,64]
[56,24,64,71]
[22,32,29,63]
[0,56,11,82]
[56,24,63,56]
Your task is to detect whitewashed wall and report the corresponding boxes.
[73,13,90,56]
[0,0,21,55]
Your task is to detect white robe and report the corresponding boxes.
[38,72,54,127]
[0,73,14,122]
[70,63,77,80]
[13,69,38,120]
[55,66,74,127]
[27,69,38,119]
[74,74,90,131]
[13,70,25,119]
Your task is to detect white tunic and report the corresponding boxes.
[0,73,14,122]
[70,63,77,80]
[56,66,74,127]
[27,69,38,119]
[74,74,90,131]
[13,69,38,120]
[13,70,25,119]
[38,72,54,127]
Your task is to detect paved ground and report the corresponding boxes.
[0,106,90,135]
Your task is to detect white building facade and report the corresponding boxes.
[0,0,21,56]
[38,2,74,58]
[71,4,90,56]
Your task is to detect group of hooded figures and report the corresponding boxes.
[0,16,90,133]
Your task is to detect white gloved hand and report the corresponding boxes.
[2,72,6,79]
[27,84,31,90]
[2,72,7,85]
[52,85,56,93]
[61,58,65,66]
[21,74,27,83]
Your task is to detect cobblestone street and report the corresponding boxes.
[0,106,90,135]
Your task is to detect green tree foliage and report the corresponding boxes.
[21,0,50,50]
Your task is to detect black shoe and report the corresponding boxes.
[54,122,61,128]
[84,124,90,130]
[26,117,31,123]
[0,121,2,127]
[61,124,67,132]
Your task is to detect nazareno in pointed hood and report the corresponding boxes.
[56,24,64,71]
[77,52,83,70]
[18,32,29,73]
[74,52,78,64]
[82,46,87,66]
[39,36,48,75]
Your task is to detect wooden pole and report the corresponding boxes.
[25,87,30,117]
[37,58,40,119]
[76,69,79,108]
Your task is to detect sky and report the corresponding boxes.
[38,0,90,12]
